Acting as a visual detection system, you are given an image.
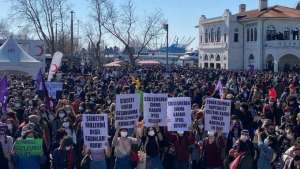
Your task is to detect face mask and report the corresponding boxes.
[79,107,84,112]
[7,124,13,130]
[240,135,248,142]
[148,130,155,136]
[120,131,128,137]
[177,131,184,136]
[198,124,204,130]
[65,110,71,114]
[287,134,294,140]
[264,138,270,145]
[59,112,65,118]
[269,102,274,106]
[63,122,70,128]
[65,146,72,151]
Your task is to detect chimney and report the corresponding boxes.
[259,0,268,11]
[239,4,246,13]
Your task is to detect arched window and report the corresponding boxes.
[210,54,214,61]
[247,29,250,42]
[284,27,290,40]
[204,54,208,61]
[250,28,254,41]
[293,28,299,40]
[205,29,208,43]
[234,28,239,42]
[216,55,221,61]
[254,28,257,41]
[267,25,276,41]
[211,28,214,42]
[249,54,255,65]
[208,31,211,42]
[217,27,221,42]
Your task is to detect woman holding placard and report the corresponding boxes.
[112,127,140,169]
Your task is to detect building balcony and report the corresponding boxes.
[264,40,300,48]
[199,42,228,49]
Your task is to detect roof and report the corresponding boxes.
[237,6,300,20]
[0,37,40,62]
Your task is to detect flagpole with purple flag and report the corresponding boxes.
[36,69,51,110]
[0,76,8,113]
[215,79,224,98]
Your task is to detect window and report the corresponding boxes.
[204,63,209,68]
[200,35,202,43]
[254,28,257,41]
[205,29,208,43]
[210,63,214,68]
[250,28,254,41]
[204,55,208,61]
[217,27,221,42]
[211,28,214,42]
[267,25,276,41]
[210,54,214,61]
[208,31,211,42]
[216,63,221,69]
[284,28,290,40]
[247,29,250,42]
[216,55,221,61]
[234,28,239,42]
[249,54,255,66]
[293,28,299,40]
[224,33,227,42]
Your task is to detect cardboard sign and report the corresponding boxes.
[143,93,168,127]
[204,98,231,133]
[83,114,108,150]
[167,97,192,132]
[0,123,7,136]
[14,139,43,156]
[45,82,63,99]
[115,94,140,129]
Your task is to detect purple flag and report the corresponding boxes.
[0,76,8,112]
[36,69,51,110]
[215,80,224,98]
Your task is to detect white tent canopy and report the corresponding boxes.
[0,37,42,76]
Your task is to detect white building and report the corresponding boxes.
[198,0,300,72]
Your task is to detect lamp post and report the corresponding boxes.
[163,23,169,71]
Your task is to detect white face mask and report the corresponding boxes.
[120,131,128,137]
[7,124,13,130]
[240,135,249,142]
[59,113,65,118]
[65,146,72,151]
[148,130,155,136]
[198,124,204,130]
[63,122,70,128]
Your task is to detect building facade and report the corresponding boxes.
[198,0,300,72]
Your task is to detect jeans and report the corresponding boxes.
[114,156,132,169]
[146,156,163,169]
[90,160,107,169]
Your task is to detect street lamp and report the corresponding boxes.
[163,23,169,71]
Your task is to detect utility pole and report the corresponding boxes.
[71,10,74,56]
[55,23,58,50]
[163,23,169,71]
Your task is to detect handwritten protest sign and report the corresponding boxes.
[45,82,63,99]
[115,94,140,128]
[83,114,108,150]
[143,93,168,127]
[0,123,7,136]
[14,139,43,156]
[167,97,192,131]
[204,98,231,133]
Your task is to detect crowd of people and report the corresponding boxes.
[1,65,300,169]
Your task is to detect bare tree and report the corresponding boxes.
[0,19,10,39]
[10,0,69,54]
[101,0,163,65]
[87,0,107,67]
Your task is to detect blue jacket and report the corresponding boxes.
[14,154,41,169]
[257,142,274,169]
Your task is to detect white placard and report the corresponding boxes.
[115,94,140,129]
[143,93,168,127]
[45,82,63,99]
[167,97,192,132]
[83,114,108,150]
[204,98,231,134]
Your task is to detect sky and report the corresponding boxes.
[0,0,299,49]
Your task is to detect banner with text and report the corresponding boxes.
[115,94,140,128]
[83,114,108,150]
[14,139,43,156]
[143,93,168,127]
[45,82,63,99]
[204,98,231,133]
[167,97,192,131]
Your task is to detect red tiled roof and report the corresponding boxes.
[237,6,300,20]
